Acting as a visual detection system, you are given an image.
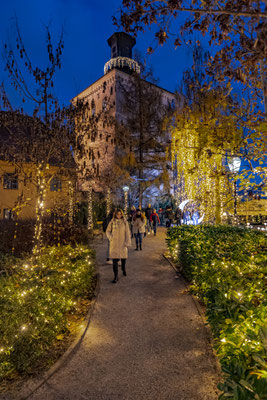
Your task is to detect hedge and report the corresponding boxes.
[166,225,267,400]
[0,245,96,380]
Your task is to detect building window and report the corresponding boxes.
[3,173,18,190]
[91,99,96,116]
[3,209,13,220]
[112,46,117,57]
[110,86,113,95]
[103,81,106,93]
[50,177,62,192]
[102,97,107,111]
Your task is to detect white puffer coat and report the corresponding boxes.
[132,216,146,234]
[106,218,131,259]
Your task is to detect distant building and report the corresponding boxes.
[0,121,75,220]
[72,32,175,193]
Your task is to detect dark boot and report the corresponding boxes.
[139,243,142,250]
[121,258,127,276]
[135,245,138,250]
[121,259,127,276]
[112,261,119,283]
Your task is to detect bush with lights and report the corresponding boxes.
[166,225,267,399]
[0,245,95,380]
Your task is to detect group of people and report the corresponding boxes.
[103,204,161,284]
[102,203,201,283]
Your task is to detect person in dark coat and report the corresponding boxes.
[150,209,160,236]
[158,207,164,226]
[165,207,174,228]
[103,211,114,264]
[145,203,153,234]
[128,206,136,238]
[175,208,182,226]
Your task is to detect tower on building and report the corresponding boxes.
[104,32,140,75]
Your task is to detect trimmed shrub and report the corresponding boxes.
[167,225,267,399]
[0,245,95,380]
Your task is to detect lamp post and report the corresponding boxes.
[228,157,241,225]
[123,186,129,216]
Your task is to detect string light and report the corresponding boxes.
[171,121,229,223]
[124,190,128,216]
[87,186,93,231]
[106,188,111,215]
[104,56,140,75]
[68,180,74,225]
[33,163,47,255]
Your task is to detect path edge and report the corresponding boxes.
[163,253,222,376]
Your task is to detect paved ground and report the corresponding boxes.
[8,227,220,400]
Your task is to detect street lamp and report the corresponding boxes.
[123,185,129,216]
[228,157,241,224]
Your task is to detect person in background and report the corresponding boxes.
[103,210,114,264]
[128,205,136,238]
[158,207,164,226]
[175,208,182,226]
[106,209,131,283]
[150,209,160,236]
[132,209,146,250]
[165,206,174,228]
[145,203,153,235]
[141,208,147,237]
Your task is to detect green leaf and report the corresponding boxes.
[239,379,254,392]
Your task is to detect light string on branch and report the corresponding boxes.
[106,188,111,215]
[68,180,74,225]
[87,186,93,231]
[33,163,48,254]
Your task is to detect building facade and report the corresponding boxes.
[72,32,176,195]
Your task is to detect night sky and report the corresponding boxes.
[0,0,193,112]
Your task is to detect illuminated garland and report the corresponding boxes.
[171,121,229,223]
[68,181,74,225]
[106,188,111,215]
[87,187,93,231]
[124,190,128,216]
[104,57,140,75]
[33,163,48,254]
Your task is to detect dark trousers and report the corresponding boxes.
[113,258,126,278]
[152,223,157,234]
[134,232,143,246]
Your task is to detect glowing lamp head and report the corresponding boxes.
[228,157,241,173]
[123,185,129,192]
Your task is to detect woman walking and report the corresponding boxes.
[106,209,131,283]
[132,209,146,250]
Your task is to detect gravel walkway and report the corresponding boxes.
[11,227,220,400]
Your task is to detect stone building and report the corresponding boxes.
[72,32,175,197]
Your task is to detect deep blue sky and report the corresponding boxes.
[0,0,193,112]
